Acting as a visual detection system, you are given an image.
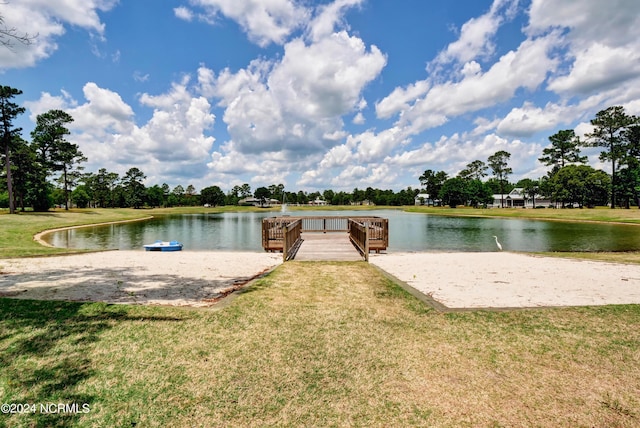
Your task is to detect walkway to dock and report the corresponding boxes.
[294,233,363,261]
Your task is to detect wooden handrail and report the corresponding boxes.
[348,219,369,261]
[282,218,302,261]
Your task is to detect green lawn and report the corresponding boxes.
[1,262,638,427]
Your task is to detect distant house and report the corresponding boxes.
[350,199,375,206]
[414,193,434,206]
[238,197,281,207]
[308,197,327,206]
[490,188,551,208]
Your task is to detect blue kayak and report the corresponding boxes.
[143,240,183,251]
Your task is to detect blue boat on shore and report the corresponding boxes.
[143,240,183,252]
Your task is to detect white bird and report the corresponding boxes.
[492,235,503,251]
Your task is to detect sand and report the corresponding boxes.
[370,252,640,309]
[1,250,639,309]
[0,251,282,307]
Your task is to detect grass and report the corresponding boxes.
[1,262,639,427]
[407,205,640,225]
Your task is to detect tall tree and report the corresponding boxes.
[419,169,448,205]
[458,160,488,181]
[172,184,184,206]
[254,186,271,207]
[55,140,87,209]
[185,184,196,205]
[0,86,25,213]
[585,106,635,208]
[517,178,540,208]
[619,123,640,208]
[122,168,146,208]
[30,109,79,210]
[201,185,225,207]
[439,177,467,208]
[86,168,120,208]
[8,137,36,211]
[539,130,587,172]
[240,183,252,198]
[550,165,610,208]
[488,150,512,208]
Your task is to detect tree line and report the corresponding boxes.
[420,105,639,209]
[1,84,638,211]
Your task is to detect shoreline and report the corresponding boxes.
[33,216,154,247]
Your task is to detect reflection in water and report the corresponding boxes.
[43,210,640,252]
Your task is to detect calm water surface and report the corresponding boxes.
[43,209,640,252]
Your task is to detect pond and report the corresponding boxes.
[42,209,640,252]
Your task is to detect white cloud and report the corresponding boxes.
[394,33,559,135]
[203,25,386,172]
[527,0,640,101]
[184,0,310,46]
[133,71,150,82]
[429,0,519,71]
[352,112,365,125]
[174,6,194,21]
[375,80,430,120]
[384,133,541,178]
[548,44,640,95]
[25,81,216,187]
[0,0,117,69]
[527,0,640,48]
[497,102,578,137]
[306,0,363,42]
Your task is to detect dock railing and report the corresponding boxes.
[282,218,302,261]
[262,215,388,260]
[348,219,370,261]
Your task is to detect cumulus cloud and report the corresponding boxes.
[527,0,640,100]
[527,0,640,48]
[384,132,541,177]
[306,0,363,42]
[182,0,310,46]
[0,0,117,69]
[548,44,640,95]
[391,33,559,135]
[429,0,520,71]
[25,81,216,186]
[202,19,386,183]
[174,6,194,21]
[497,102,577,138]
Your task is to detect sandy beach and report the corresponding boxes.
[1,250,639,309]
[0,251,282,307]
[370,252,640,309]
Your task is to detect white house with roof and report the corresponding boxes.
[414,193,435,206]
[308,197,327,206]
[490,188,551,208]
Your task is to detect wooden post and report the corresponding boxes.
[364,222,369,262]
[282,224,288,262]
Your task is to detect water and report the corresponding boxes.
[43,209,640,252]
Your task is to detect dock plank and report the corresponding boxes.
[294,232,363,261]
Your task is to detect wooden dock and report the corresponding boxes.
[294,233,363,261]
[262,216,388,261]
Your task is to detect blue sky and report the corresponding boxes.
[2,0,640,193]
